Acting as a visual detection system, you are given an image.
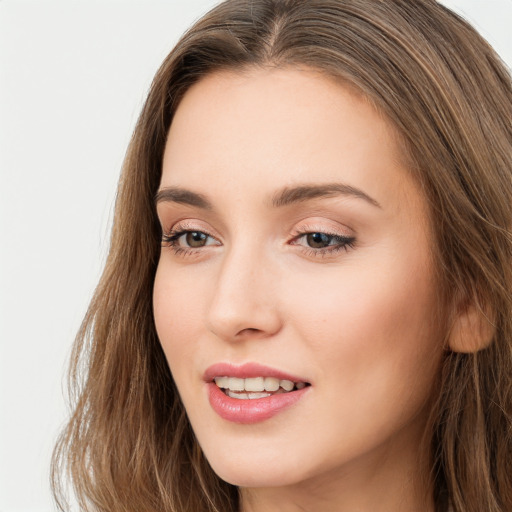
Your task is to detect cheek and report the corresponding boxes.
[286,249,442,399]
[153,262,207,370]
[275,254,443,468]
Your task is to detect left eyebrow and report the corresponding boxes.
[271,183,382,209]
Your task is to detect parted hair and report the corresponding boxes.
[51,1,512,511]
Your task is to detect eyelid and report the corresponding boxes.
[163,219,220,239]
[160,219,222,254]
[288,220,356,257]
[290,219,354,238]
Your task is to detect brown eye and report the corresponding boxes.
[162,228,220,253]
[306,232,333,248]
[185,231,208,247]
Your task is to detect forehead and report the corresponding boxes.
[161,67,425,220]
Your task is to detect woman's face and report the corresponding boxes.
[154,68,444,492]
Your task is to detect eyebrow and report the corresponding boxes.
[155,187,212,209]
[155,183,381,210]
[271,183,381,209]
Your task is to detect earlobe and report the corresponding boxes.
[448,299,495,353]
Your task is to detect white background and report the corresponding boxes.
[0,1,510,511]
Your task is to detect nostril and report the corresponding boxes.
[233,327,270,340]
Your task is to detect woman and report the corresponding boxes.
[52,1,512,511]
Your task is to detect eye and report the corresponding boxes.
[304,232,337,249]
[161,226,220,255]
[291,229,355,257]
[182,231,209,248]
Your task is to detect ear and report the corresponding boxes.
[448,296,495,353]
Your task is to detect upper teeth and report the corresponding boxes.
[214,376,306,392]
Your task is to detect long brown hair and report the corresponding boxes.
[52,1,512,511]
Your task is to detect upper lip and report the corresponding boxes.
[203,362,310,384]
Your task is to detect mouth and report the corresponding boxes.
[213,376,309,400]
[204,363,312,423]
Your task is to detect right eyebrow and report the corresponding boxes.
[155,187,213,210]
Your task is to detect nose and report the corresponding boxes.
[205,244,282,343]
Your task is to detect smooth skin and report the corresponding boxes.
[153,67,445,512]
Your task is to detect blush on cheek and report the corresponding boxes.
[154,264,200,335]
[293,255,439,373]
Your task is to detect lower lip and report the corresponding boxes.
[207,383,310,424]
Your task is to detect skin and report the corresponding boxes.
[153,67,445,512]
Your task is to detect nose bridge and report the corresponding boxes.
[206,237,281,341]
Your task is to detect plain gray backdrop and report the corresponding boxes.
[1,1,510,511]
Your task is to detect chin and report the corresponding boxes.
[212,464,303,489]
[200,443,307,488]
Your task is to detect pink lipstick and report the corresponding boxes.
[204,362,311,424]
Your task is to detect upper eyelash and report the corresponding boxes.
[291,231,356,256]
[161,229,195,245]
[161,228,216,251]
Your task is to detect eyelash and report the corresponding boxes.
[161,227,216,257]
[161,226,356,258]
[291,230,356,258]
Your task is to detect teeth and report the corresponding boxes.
[245,377,265,392]
[248,392,271,399]
[214,376,229,389]
[264,377,280,391]
[214,376,307,393]
[247,393,272,400]
[228,377,245,391]
[227,390,248,399]
[280,379,294,391]
[227,391,272,400]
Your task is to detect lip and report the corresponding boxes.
[203,362,308,383]
[204,362,311,424]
